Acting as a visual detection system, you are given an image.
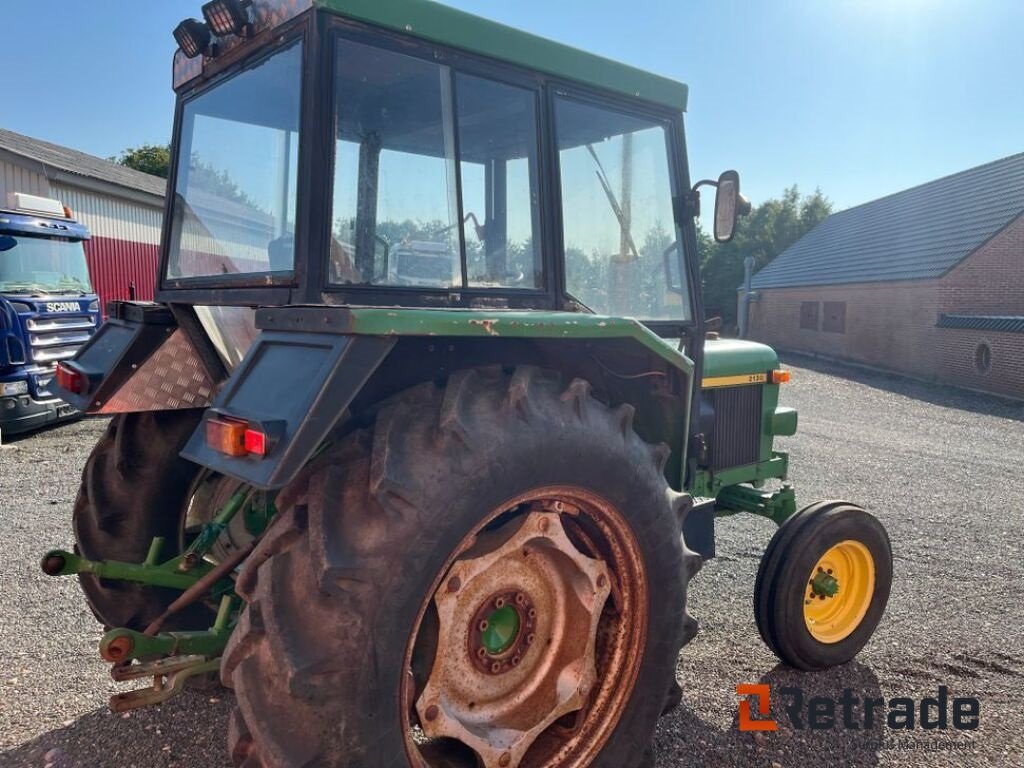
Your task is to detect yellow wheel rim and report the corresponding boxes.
[803,540,875,644]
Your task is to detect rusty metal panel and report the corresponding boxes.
[99,329,217,413]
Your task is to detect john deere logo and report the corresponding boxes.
[45,302,80,313]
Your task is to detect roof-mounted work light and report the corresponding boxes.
[202,0,254,38]
[173,18,212,59]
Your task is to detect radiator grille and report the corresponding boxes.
[23,314,97,364]
[707,384,762,470]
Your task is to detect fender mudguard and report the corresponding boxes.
[54,302,218,414]
[180,328,394,490]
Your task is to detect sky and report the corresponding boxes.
[1,0,1021,214]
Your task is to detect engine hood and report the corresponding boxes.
[702,338,779,379]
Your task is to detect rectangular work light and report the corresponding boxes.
[202,0,252,38]
[173,18,212,59]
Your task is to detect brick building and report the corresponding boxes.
[745,153,1024,399]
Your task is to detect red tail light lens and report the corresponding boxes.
[243,428,267,456]
[55,363,83,394]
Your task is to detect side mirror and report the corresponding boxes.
[713,170,751,244]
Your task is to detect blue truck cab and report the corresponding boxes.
[0,193,100,435]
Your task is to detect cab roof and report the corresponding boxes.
[317,0,688,111]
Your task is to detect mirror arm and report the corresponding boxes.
[684,179,724,220]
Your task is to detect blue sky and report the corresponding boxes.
[1,0,1021,212]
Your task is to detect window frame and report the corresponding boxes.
[157,16,312,306]
[548,86,697,328]
[319,18,558,310]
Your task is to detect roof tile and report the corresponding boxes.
[0,128,167,199]
[752,153,1024,289]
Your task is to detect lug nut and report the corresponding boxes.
[494,597,506,609]
[478,620,489,631]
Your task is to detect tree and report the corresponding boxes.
[112,144,171,178]
[700,185,832,329]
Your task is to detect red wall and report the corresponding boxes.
[83,236,160,313]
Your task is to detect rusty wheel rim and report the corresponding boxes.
[402,487,648,768]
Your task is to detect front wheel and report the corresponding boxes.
[222,367,701,768]
[754,501,892,670]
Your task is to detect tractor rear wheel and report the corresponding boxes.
[222,366,701,768]
[72,410,216,631]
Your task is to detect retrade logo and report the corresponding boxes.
[736,684,777,731]
[736,684,979,732]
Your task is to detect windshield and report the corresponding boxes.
[0,235,93,295]
[166,41,302,282]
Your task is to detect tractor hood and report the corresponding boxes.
[702,338,779,379]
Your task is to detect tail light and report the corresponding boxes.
[243,428,267,456]
[206,415,270,458]
[56,363,84,394]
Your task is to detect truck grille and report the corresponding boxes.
[707,384,762,470]
[25,314,97,364]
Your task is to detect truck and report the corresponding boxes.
[45,2,893,767]
[0,192,99,436]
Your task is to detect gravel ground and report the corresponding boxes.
[1,357,1022,767]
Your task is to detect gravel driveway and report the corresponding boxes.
[1,357,1022,767]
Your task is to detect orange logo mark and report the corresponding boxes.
[737,683,778,731]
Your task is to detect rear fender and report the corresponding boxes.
[54,302,218,414]
[180,329,394,490]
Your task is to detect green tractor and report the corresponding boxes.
[46,1,892,765]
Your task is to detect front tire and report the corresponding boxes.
[223,367,701,768]
[754,501,892,670]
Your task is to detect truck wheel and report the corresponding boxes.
[73,410,215,631]
[754,501,892,670]
[223,366,701,768]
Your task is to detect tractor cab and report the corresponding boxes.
[159,0,745,354]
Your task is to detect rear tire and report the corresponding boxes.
[222,367,701,768]
[73,410,215,631]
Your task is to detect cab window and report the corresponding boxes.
[555,98,691,320]
[329,39,543,290]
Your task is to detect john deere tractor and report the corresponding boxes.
[46,1,892,766]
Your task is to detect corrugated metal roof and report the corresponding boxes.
[937,314,1024,334]
[752,152,1024,289]
[0,128,166,199]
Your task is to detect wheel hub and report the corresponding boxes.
[803,539,875,643]
[416,509,612,768]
